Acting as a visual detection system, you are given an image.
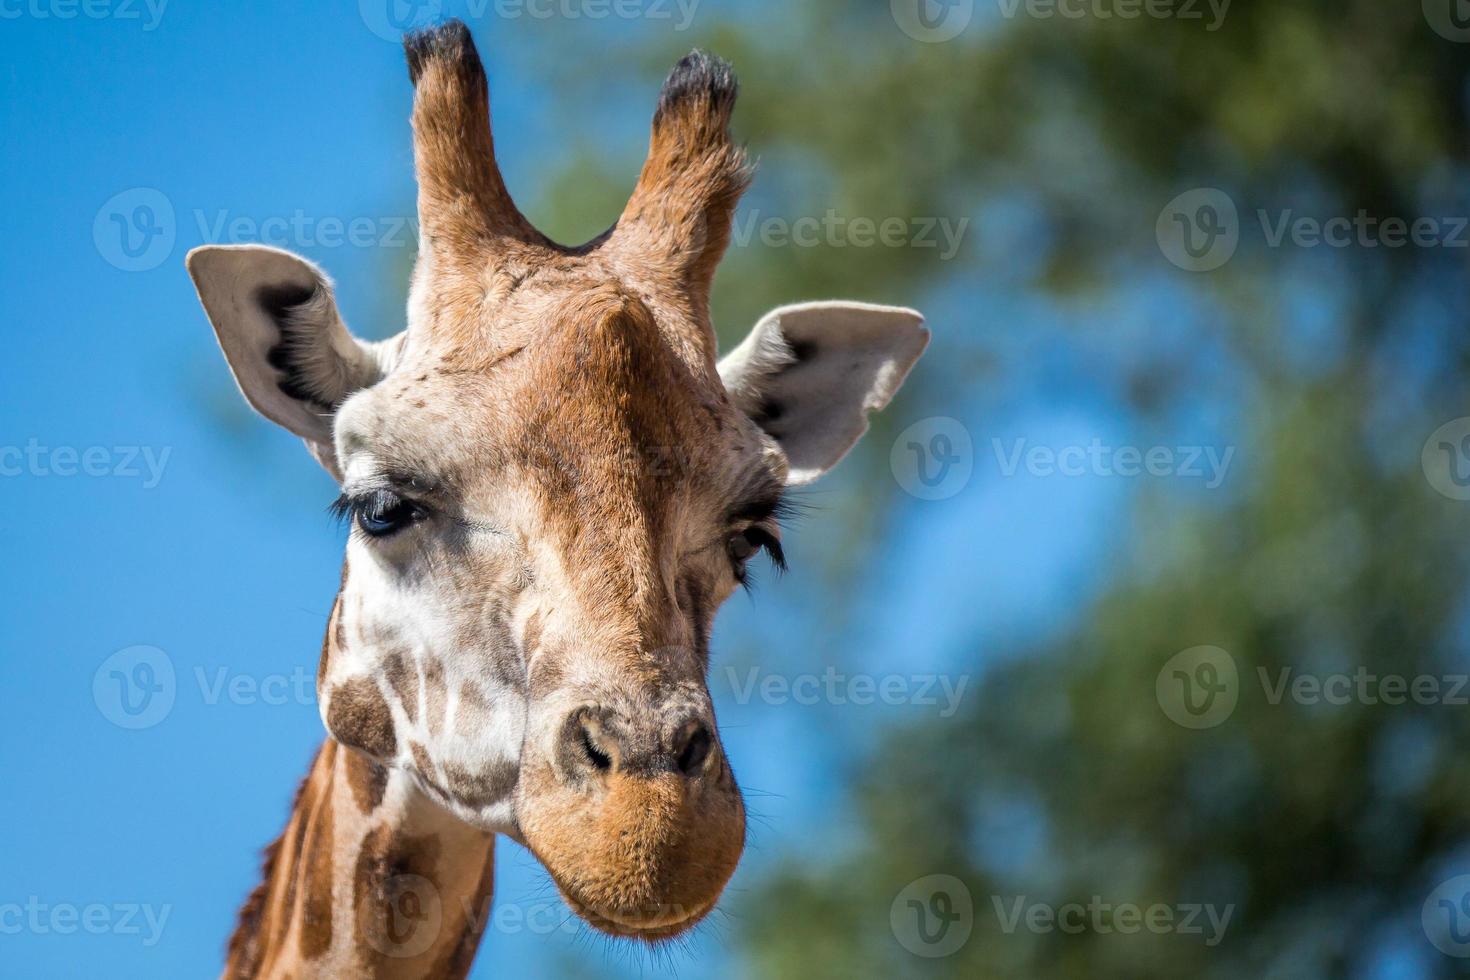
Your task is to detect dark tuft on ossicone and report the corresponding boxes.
[403,19,481,87]
[654,49,738,129]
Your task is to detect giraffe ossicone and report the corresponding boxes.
[190,19,928,978]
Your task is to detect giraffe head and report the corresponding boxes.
[188,21,926,941]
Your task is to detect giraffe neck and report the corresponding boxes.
[223,739,496,980]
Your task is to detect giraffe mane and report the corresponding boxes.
[224,743,326,978]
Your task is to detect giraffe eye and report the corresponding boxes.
[331,490,425,538]
[727,528,786,580]
[728,532,757,564]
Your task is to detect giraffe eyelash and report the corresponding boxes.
[329,489,429,538]
[731,525,788,595]
[726,488,805,591]
[328,489,394,524]
[743,527,787,572]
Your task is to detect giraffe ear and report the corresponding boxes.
[718,302,930,485]
[186,245,401,480]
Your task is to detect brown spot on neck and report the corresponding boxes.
[319,592,345,694]
[521,611,544,658]
[224,741,335,979]
[430,849,495,978]
[345,751,389,816]
[442,758,518,809]
[454,679,494,738]
[409,740,435,779]
[223,740,496,979]
[327,677,397,759]
[384,650,420,725]
[298,763,336,960]
[423,660,448,734]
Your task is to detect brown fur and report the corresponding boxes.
[225,742,494,980]
[404,23,550,261]
[225,744,330,979]
[422,660,447,734]
[327,678,397,760]
[297,765,335,960]
[347,756,389,816]
[225,18,768,974]
[517,755,743,938]
[429,852,495,979]
[610,50,752,345]
[383,651,418,725]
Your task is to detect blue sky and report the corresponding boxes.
[0,3,1218,977]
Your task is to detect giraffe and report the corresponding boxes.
[188,20,928,979]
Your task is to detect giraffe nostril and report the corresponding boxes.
[559,708,716,781]
[674,723,713,777]
[580,723,613,773]
[560,707,617,778]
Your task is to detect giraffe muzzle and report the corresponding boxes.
[515,698,745,939]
